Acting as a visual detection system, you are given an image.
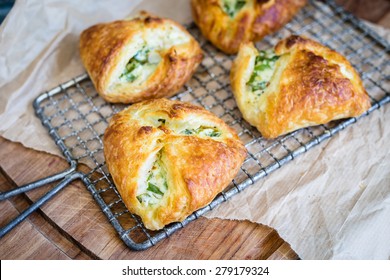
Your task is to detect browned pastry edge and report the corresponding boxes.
[231,35,371,138]
[104,98,247,230]
[80,11,203,103]
[191,0,307,54]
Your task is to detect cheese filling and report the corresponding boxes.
[181,126,222,138]
[247,50,280,96]
[111,22,190,91]
[222,0,246,18]
[119,47,161,83]
[137,152,168,206]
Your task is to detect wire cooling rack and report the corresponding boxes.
[5,0,389,250]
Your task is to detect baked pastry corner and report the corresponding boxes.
[104,99,247,230]
[231,35,371,138]
[191,0,307,54]
[80,11,203,103]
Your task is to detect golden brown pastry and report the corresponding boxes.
[104,99,247,230]
[79,11,203,103]
[191,0,307,54]
[231,35,371,138]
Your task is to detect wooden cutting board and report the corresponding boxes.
[0,0,389,260]
[0,137,298,259]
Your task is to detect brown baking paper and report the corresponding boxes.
[0,0,389,259]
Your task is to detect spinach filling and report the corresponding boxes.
[119,47,150,82]
[137,153,168,206]
[247,50,280,95]
[182,126,222,138]
[222,0,246,18]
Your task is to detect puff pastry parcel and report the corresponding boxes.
[104,99,246,230]
[231,35,371,138]
[191,0,307,54]
[79,11,203,103]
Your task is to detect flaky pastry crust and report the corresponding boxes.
[80,11,203,103]
[231,35,371,138]
[191,0,307,54]
[104,99,246,230]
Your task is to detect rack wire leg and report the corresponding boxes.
[0,165,76,201]
[0,172,83,238]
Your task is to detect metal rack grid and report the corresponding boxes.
[27,0,390,250]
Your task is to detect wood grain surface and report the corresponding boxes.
[336,0,390,28]
[0,137,298,260]
[1,0,389,260]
